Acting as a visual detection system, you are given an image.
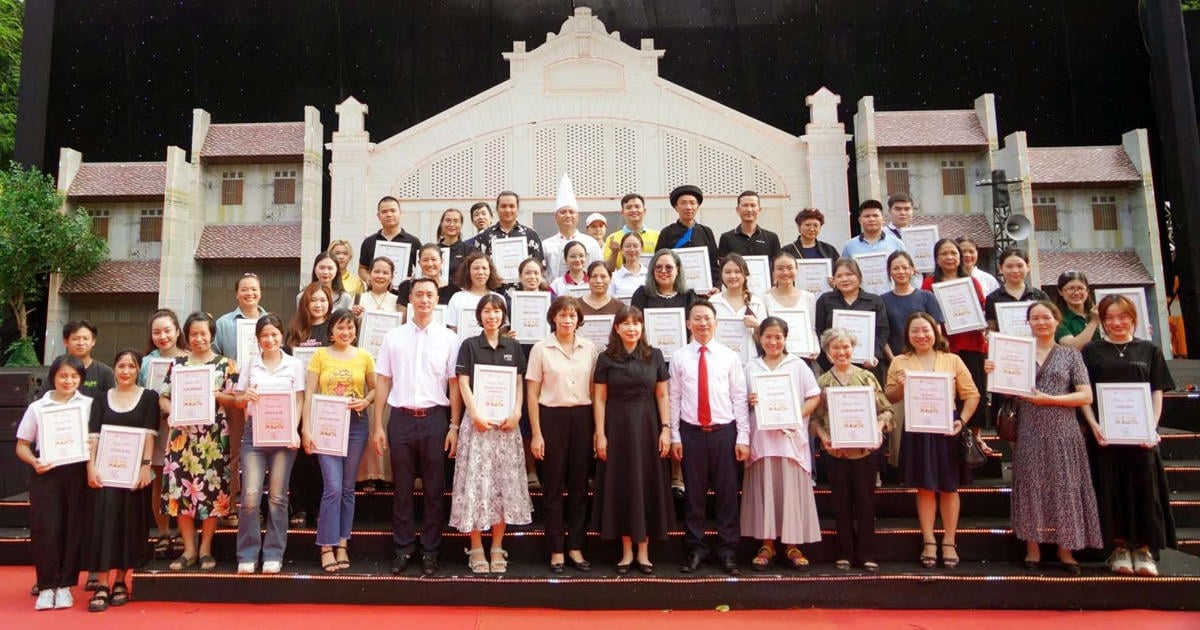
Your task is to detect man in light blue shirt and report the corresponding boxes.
[841,199,905,257]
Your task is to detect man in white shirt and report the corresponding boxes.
[373,277,462,577]
[669,300,750,575]
[541,174,602,279]
[885,193,915,240]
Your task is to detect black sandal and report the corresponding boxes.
[169,554,198,571]
[84,576,100,591]
[153,535,172,558]
[88,586,110,613]
[335,544,351,570]
[321,548,340,573]
[110,582,129,607]
[198,555,217,571]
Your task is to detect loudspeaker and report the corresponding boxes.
[1004,214,1033,241]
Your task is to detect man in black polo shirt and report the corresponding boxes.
[658,185,720,285]
[716,190,781,264]
[358,196,422,283]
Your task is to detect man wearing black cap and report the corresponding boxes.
[659,185,719,284]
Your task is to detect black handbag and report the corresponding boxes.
[961,428,987,469]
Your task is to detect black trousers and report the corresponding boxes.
[539,405,593,554]
[825,451,879,563]
[680,422,739,560]
[29,462,88,589]
[289,450,322,521]
[388,406,448,556]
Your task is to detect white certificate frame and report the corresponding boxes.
[852,252,891,296]
[236,318,259,372]
[457,317,483,342]
[771,308,818,357]
[643,307,687,358]
[795,258,832,295]
[490,237,529,283]
[826,386,882,449]
[360,310,402,358]
[751,372,802,430]
[96,425,151,489]
[145,357,174,392]
[35,402,90,466]
[309,394,351,457]
[932,277,987,335]
[715,316,750,363]
[673,246,713,292]
[374,241,413,288]
[252,389,298,448]
[994,301,1034,337]
[742,255,771,295]
[578,314,614,351]
[168,365,216,427]
[900,225,939,273]
[1095,382,1156,445]
[404,304,447,328]
[439,247,451,286]
[1094,287,1151,342]
[472,364,518,424]
[290,347,318,374]
[903,371,956,435]
[510,291,552,343]
[831,309,876,365]
[986,333,1037,396]
[613,292,634,306]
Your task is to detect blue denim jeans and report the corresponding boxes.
[316,413,369,547]
[237,428,298,564]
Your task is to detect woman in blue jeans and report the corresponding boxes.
[302,309,375,573]
[232,314,306,574]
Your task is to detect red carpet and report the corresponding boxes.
[4,567,1198,628]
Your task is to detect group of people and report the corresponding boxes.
[15,184,1177,611]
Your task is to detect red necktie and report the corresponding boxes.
[697,345,712,428]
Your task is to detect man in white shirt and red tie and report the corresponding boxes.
[669,299,750,575]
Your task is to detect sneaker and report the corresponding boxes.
[1107,547,1133,574]
[53,587,73,609]
[34,589,55,611]
[237,562,256,574]
[1133,549,1159,577]
[262,560,283,574]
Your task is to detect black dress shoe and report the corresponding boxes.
[680,552,704,573]
[566,556,592,572]
[549,562,565,574]
[391,552,412,575]
[636,561,655,575]
[671,486,685,499]
[1062,561,1081,575]
[722,558,741,576]
[1023,559,1040,571]
[615,562,631,575]
[421,554,439,576]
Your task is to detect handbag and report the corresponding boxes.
[960,427,987,469]
[994,395,1019,442]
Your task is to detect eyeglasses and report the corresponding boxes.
[654,265,676,272]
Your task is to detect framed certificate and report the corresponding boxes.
[613,292,634,306]
[994,301,1034,337]
[490,237,528,283]
[252,389,298,448]
[903,371,955,434]
[852,252,891,296]
[826,386,881,449]
[405,300,447,327]
[145,358,174,392]
[236,318,259,371]
[360,310,402,358]
[457,317,483,341]
[831,309,876,365]
[673,246,713,292]
[932,278,987,334]
[309,394,351,457]
[510,291,552,343]
[1095,382,1155,445]
[715,316,750,362]
[290,347,318,374]
[743,255,771,295]
[1094,287,1151,341]
[644,308,687,358]
[35,402,90,466]
[96,425,151,489]
[987,334,1036,396]
[751,372,802,430]
[472,364,518,424]
[169,365,215,427]
[796,258,832,295]
[566,284,591,298]
[578,314,614,351]
[771,308,818,357]
[900,225,939,273]
[439,247,450,286]
[374,241,413,288]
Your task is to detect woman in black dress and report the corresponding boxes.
[85,349,159,611]
[1081,294,1176,576]
[592,306,673,574]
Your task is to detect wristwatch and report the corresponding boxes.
[141,459,152,465]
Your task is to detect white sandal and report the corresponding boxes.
[465,547,489,574]
[489,548,509,574]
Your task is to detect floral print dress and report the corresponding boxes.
[161,355,234,519]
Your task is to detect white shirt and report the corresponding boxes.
[610,265,645,298]
[971,267,1001,295]
[16,390,93,446]
[236,353,306,394]
[709,292,768,358]
[376,319,460,408]
[541,230,603,279]
[668,340,750,445]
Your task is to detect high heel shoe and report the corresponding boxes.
[941,543,959,570]
[615,562,631,575]
[920,542,937,569]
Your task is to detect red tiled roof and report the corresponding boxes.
[60,260,160,294]
[67,162,166,199]
[194,223,302,260]
[874,110,989,149]
[1037,250,1152,286]
[199,122,305,159]
[1027,147,1141,186]
[912,213,994,248]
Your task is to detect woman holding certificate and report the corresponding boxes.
[579,261,624,316]
[16,356,92,610]
[741,317,822,571]
[303,308,376,573]
[232,315,306,575]
[1080,295,1176,577]
[983,301,1101,574]
[138,309,188,559]
[592,306,673,574]
[631,249,698,311]
[885,312,980,569]
[160,312,237,572]
[609,231,648,297]
[813,257,889,378]
[548,240,591,296]
[450,294,533,574]
[810,328,894,572]
[394,244,460,309]
[354,257,398,491]
[447,251,505,332]
[528,296,599,573]
[84,349,159,611]
[983,249,1049,331]
[1054,271,1102,349]
[287,283,333,350]
[710,253,767,343]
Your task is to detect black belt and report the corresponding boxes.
[681,421,734,433]
[397,406,438,418]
